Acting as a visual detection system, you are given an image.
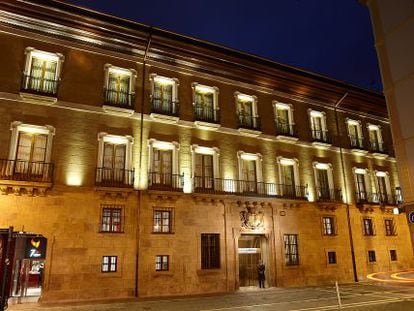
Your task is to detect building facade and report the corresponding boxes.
[0,0,412,303]
[363,0,414,249]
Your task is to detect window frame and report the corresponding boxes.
[152,207,174,234]
[390,249,398,261]
[277,157,300,196]
[384,218,396,236]
[346,119,364,148]
[313,162,335,201]
[100,204,124,233]
[273,101,295,135]
[201,233,221,270]
[322,216,336,236]
[155,255,170,271]
[353,167,372,202]
[367,124,384,150]
[284,234,299,266]
[192,83,219,110]
[150,74,179,106]
[191,145,220,191]
[103,64,137,107]
[101,255,118,273]
[308,109,328,140]
[327,251,337,264]
[368,250,376,263]
[363,217,375,236]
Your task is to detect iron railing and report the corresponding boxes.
[193,176,308,199]
[311,130,331,144]
[315,188,342,202]
[21,74,59,96]
[95,167,134,188]
[355,191,398,205]
[151,97,179,116]
[237,114,261,131]
[148,172,184,191]
[0,159,54,183]
[276,122,296,136]
[349,135,365,149]
[104,88,135,109]
[194,105,220,123]
[369,141,387,154]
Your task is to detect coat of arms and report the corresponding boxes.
[240,202,264,230]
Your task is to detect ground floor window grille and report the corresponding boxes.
[284,234,299,265]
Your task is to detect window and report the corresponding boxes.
[353,168,371,203]
[22,48,64,95]
[309,110,329,142]
[363,218,374,236]
[201,233,220,269]
[238,152,262,193]
[327,251,337,264]
[104,65,136,108]
[278,157,302,198]
[193,84,219,123]
[375,171,392,204]
[347,119,364,149]
[322,217,335,236]
[390,250,397,261]
[313,162,335,201]
[384,219,396,236]
[367,124,384,152]
[96,133,134,187]
[101,205,123,233]
[192,145,220,192]
[274,102,294,136]
[101,256,117,272]
[155,255,169,271]
[153,208,173,233]
[148,139,181,189]
[368,250,376,263]
[284,234,299,266]
[236,93,259,130]
[150,74,179,116]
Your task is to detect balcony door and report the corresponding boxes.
[377,175,388,202]
[194,154,214,190]
[107,70,131,106]
[152,149,173,185]
[369,128,381,150]
[311,115,323,139]
[195,90,214,120]
[241,159,257,192]
[102,142,126,182]
[15,133,47,176]
[317,169,330,199]
[154,81,173,112]
[28,56,58,93]
[238,100,254,127]
[356,173,367,201]
[282,164,295,196]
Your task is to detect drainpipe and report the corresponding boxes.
[135,28,152,298]
[334,92,358,282]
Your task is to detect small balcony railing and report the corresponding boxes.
[0,159,54,183]
[104,88,135,109]
[237,114,261,131]
[21,74,59,96]
[95,167,134,188]
[355,191,397,205]
[194,105,220,123]
[349,135,365,149]
[276,122,296,136]
[148,172,184,191]
[369,141,387,154]
[315,188,342,202]
[151,97,179,116]
[193,176,307,200]
[311,130,331,144]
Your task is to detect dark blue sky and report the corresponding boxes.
[67,0,382,92]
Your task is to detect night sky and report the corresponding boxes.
[66,0,382,92]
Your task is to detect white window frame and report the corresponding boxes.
[313,162,334,197]
[308,109,327,136]
[104,64,137,95]
[149,74,179,103]
[273,102,294,124]
[237,151,263,183]
[277,157,300,195]
[235,92,258,117]
[97,132,134,170]
[367,124,384,147]
[8,121,55,163]
[374,170,392,197]
[346,119,363,140]
[148,139,180,176]
[191,145,220,192]
[192,83,219,110]
[23,47,64,81]
[353,167,373,201]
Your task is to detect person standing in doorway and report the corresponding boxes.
[257,260,265,288]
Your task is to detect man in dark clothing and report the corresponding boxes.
[257,260,265,288]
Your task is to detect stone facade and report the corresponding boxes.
[0,0,412,303]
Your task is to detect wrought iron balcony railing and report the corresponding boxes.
[276,122,296,136]
[193,176,308,200]
[95,167,134,188]
[349,135,365,149]
[148,172,184,191]
[369,141,387,154]
[194,105,220,123]
[0,159,54,183]
[315,187,342,202]
[237,114,261,131]
[21,74,59,96]
[151,97,179,116]
[311,130,331,144]
[104,88,135,109]
[355,191,398,205]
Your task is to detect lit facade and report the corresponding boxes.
[0,0,412,303]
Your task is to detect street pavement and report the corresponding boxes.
[6,281,414,311]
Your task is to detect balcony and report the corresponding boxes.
[349,135,365,149]
[355,191,398,206]
[104,88,135,109]
[193,176,308,200]
[276,122,296,137]
[311,130,331,144]
[237,114,261,131]
[21,74,59,96]
[194,105,220,124]
[315,188,342,202]
[148,172,184,191]
[151,97,179,117]
[95,167,134,188]
[369,141,388,154]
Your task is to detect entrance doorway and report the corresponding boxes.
[11,259,45,298]
[238,235,267,287]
